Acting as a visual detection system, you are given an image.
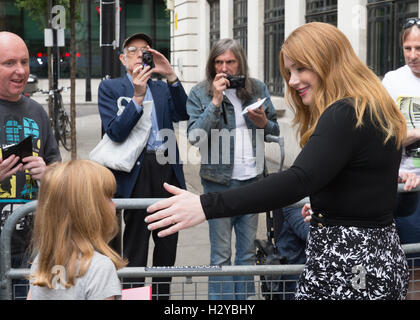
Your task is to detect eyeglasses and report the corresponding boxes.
[125,46,147,55]
[403,18,420,30]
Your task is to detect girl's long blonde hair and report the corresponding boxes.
[279,22,406,148]
[30,160,127,289]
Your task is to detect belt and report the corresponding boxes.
[309,211,393,229]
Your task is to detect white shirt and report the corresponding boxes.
[224,89,258,180]
[382,65,420,101]
[383,65,420,174]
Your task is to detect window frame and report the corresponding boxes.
[367,0,419,77]
[208,0,220,49]
[233,0,248,52]
[305,0,338,25]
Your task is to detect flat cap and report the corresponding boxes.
[122,33,152,49]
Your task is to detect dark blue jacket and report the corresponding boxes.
[98,75,188,198]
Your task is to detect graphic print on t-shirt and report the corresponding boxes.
[398,96,420,129]
[398,96,420,168]
[0,114,39,200]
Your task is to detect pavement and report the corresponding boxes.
[31,87,280,268]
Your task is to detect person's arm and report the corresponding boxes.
[98,80,143,143]
[404,128,420,147]
[262,85,280,137]
[201,101,358,219]
[146,100,359,237]
[186,85,223,146]
[247,83,280,137]
[20,105,61,181]
[39,106,62,164]
[167,81,189,122]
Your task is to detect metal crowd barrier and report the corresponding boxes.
[1,186,420,300]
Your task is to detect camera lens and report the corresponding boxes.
[142,50,155,68]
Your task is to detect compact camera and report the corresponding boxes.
[226,75,246,89]
[142,49,155,69]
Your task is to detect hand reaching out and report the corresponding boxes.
[145,183,206,237]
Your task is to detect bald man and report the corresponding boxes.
[0,32,61,299]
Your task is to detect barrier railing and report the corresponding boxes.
[1,185,420,300]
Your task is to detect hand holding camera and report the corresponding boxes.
[144,48,178,83]
[212,73,246,107]
[142,49,155,69]
[226,75,246,89]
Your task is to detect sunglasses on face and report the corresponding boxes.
[403,18,420,30]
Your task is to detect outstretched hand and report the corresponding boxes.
[145,183,206,237]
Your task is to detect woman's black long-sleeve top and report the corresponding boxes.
[200,99,402,228]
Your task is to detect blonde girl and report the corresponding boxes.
[27,160,126,300]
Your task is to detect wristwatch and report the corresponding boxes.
[167,77,179,85]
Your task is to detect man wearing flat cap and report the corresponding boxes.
[97,33,188,299]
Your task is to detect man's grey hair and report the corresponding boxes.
[205,38,256,102]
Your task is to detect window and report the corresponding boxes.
[264,0,285,96]
[208,0,220,49]
[233,0,247,52]
[0,0,170,79]
[367,0,418,77]
[305,0,338,25]
[123,0,170,60]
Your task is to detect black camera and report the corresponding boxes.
[142,50,155,69]
[226,75,246,89]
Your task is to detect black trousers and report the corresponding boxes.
[122,152,179,300]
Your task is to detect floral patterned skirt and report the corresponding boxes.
[295,223,409,300]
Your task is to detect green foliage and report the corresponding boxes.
[15,0,81,29]
[15,0,48,28]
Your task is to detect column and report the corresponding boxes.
[284,0,306,38]
[220,0,233,38]
[247,0,264,79]
[198,1,210,81]
[337,0,368,63]
[171,0,200,92]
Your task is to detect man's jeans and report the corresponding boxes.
[202,178,259,300]
[395,192,420,266]
[275,206,309,300]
